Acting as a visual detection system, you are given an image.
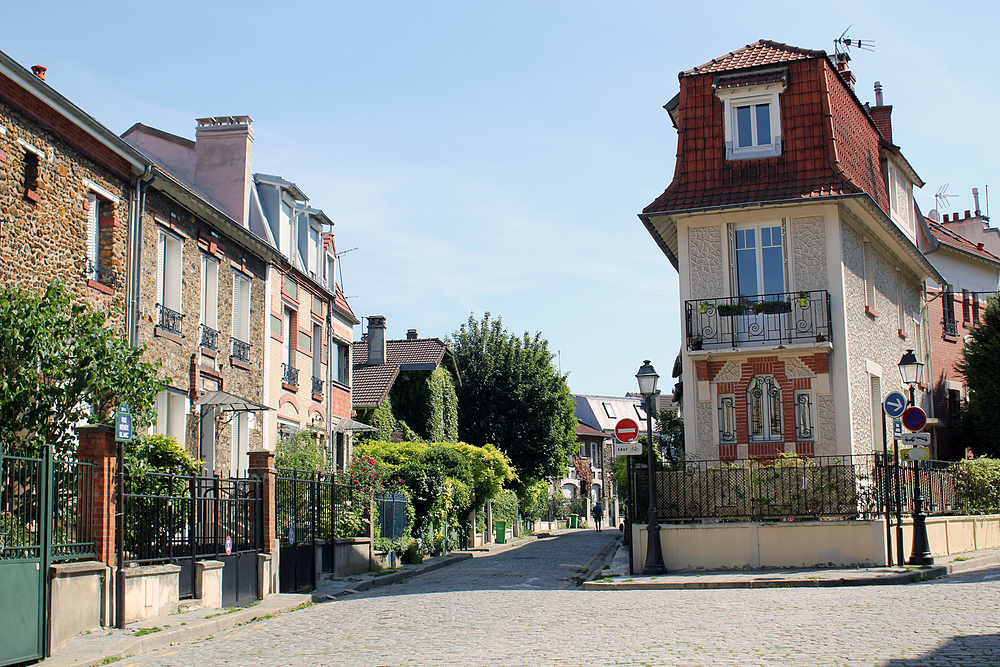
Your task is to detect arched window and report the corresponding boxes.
[747,375,782,442]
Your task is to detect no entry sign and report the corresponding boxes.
[614,418,639,443]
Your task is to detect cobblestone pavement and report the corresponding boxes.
[119,530,1000,667]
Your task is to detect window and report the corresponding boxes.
[974,295,981,324]
[718,394,736,444]
[308,225,320,278]
[324,253,335,290]
[283,274,298,301]
[602,402,616,419]
[157,230,184,336]
[896,270,906,335]
[335,341,350,386]
[154,389,188,449]
[716,79,785,160]
[869,374,881,453]
[18,138,44,201]
[312,323,323,393]
[201,256,219,349]
[735,224,785,299]
[232,271,251,344]
[863,241,876,315]
[962,289,971,323]
[794,392,813,441]
[747,376,782,442]
[231,412,249,477]
[943,288,957,336]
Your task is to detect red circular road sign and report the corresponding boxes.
[902,406,927,432]
[614,418,640,443]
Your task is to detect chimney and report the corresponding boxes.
[406,329,418,340]
[869,81,893,143]
[194,116,254,226]
[973,188,982,216]
[31,65,46,81]
[367,316,387,365]
[834,53,856,90]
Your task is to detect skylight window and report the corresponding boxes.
[602,402,616,419]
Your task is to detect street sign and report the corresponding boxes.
[903,446,930,461]
[225,535,233,556]
[115,407,133,442]
[902,432,931,447]
[893,419,903,440]
[613,441,642,456]
[902,406,927,432]
[614,418,640,443]
[883,392,907,418]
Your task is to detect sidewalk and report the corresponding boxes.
[45,534,538,667]
[584,540,1000,590]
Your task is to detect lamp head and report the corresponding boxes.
[636,360,659,397]
[898,349,923,386]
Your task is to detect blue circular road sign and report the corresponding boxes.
[902,406,927,432]
[883,392,907,418]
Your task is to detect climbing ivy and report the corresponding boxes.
[385,366,459,442]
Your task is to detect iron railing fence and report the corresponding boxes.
[685,290,832,350]
[275,469,364,545]
[282,363,299,387]
[156,304,184,336]
[123,472,263,565]
[0,455,43,560]
[376,493,408,540]
[633,454,999,523]
[51,457,97,561]
[231,338,251,363]
[200,324,219,351]
[311,376,324,397]
[84,257,120,289]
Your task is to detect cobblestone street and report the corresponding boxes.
[119,531,1000,666]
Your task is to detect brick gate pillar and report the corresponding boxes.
[247,450,277,554]
[75,424,117,567]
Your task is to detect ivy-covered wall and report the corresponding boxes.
[366,365,458,443]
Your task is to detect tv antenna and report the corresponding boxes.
[935,184,958,210]
[834,26,874,55]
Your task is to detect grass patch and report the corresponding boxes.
[100,657,122,664]
[624,578,635,582]
[132,627,162,637]
[952,556,972,562]
[291,601,314,612]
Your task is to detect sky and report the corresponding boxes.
[3,1,997,396]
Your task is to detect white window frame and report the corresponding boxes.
[863,240,876,314]
[86,193,100,272]
[157,229,184,313]
[201,255,219,331]
[308,224,320,279]
[747,375,783,442]
[230,412,250,478]
[232,270,251,344]
[153,388,189,449]
[716,83,784,160]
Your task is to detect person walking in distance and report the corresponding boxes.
[592,502,604,532]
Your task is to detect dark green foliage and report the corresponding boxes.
[355,397,422,444]
[275,428,329,472]
[0,282,164,456]
[951,457,1000,514]
[956,295,1000,457]
[387,365,459,442]
[124,433,201,492]
[448,312,577,492]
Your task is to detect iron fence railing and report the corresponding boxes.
[84,257,120,289]
[200,324,219,351]
[376,493,408,540]
[311,376,324,397]
[0,455,43,560]
[275,469,363,545]
[282,363,299,387]
[685,290,832,350]
[51,458,97,561]
[123,473,262,566]
[156,304,184,336]
[231,338,251,363]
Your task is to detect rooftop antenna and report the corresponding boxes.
[833,26,875,55]
[336,246,359,299]
[935,184,958,210]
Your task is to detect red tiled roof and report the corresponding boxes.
[643,46,888,216]
[331,282,357,323]
[685,40,824,76]
[351,364,400,408]
[351,337,457,407]
[576,422,609,439]
[713,69,787,90]
[927,219,1000,264]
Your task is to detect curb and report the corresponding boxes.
[316,553,474,598]
[43,594,311,667]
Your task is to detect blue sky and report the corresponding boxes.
[4,1,997,396]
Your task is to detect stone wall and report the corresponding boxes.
[0,95,130,332]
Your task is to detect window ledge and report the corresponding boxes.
[282,382,298,392]
[943,334,960,343]
[231,358,252,371]
[898,329,909,339]
[87,279,114,295]
[311,393,323,403]
[200,348,217,359]
[153,327,183,344]
[24,188,40,203]
[865,305,879,318]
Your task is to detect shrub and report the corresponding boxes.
[952,457,1000,514]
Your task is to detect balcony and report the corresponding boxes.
[200,324,219,351]
[311,376,324,397]
[282,363,299,387]
[231,337,251,363]
[685,290,832,351]
[84,258,120,289]
[156,304,184,337]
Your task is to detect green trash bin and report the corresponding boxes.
[569,514,579,529]
[494,520,507,544]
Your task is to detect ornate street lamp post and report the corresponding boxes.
[636,360,667,575]
[898,349,933,565]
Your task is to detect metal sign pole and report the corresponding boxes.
[626,452,634,575]
[882,410,892,566]
[894,438,904,566]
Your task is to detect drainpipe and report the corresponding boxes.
[126,166,156,347]
[326,303,334,468]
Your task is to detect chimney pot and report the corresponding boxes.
[874,81,884,106]
[406,329,418,340]
[367,316,387,365]
[966,210,972,219]
[973,188,982,216]
[31,65,46,81]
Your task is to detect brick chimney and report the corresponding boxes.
[869,81,893,143]
[194,116,254,226]
[367,316,387,365]
[834,52,856,90]
[31,65,46,81]
[407,329,418,340]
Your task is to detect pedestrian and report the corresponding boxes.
[592,502,603,532]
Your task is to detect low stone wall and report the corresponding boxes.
[49,561,109,653]
[333,537,372,577]
[631,515,1000,570]
[123,564,180,624]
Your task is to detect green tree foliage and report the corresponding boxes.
[957,296,1000,457]
[448,312,577,491]
[275,428,330,471]
[355,396,421,444]
[124,433,201,494]
[951,457,1000,514]
[0,282,163,456]
[387,365,459,442]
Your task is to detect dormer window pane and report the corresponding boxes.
[755,104,771,145]
[736,106,753,147]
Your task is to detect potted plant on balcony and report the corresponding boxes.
[752,300,792,315]
[717,301,748,316]
[797,290,810,308]
[689,336,703,350]
[698,302,711,314]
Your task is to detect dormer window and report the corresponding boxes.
[714,68,786,160]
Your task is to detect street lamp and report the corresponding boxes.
[898,349,923,407]
[636,360,667,575]
[897,349,933,566]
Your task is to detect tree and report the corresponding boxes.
[956,295,1000,457]
[0,282,164,456]
[448,312,577,491]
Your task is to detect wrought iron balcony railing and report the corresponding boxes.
[84,258,120,289]
[156,304,184,336]
[311,376,324,396]
[200,324,219,351]
[231,337,251,363]
[282,363,299,387]
[685,290,832,350]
